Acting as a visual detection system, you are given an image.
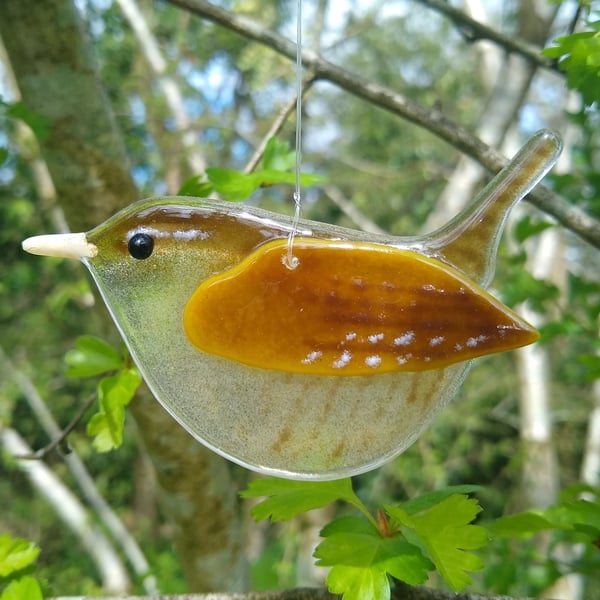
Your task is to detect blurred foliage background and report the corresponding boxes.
[0,0,599,598]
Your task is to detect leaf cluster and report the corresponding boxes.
[543,21,600,106]
[242,479,487,599]
[0,533,42,600]
[484,484,600,594]
[64,336,141,452]
[178,137,326,201]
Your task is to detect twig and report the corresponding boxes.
[0,345,158,594]
[244,74,316,174]
[322,184,386,235]
[46,583,552,600]
[2,427,131,593]
[163,0,600,251]
[415,0,557,71]
[14,393,96,460]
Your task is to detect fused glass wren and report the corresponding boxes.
[22,130,562,480]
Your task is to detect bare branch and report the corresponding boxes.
[415,0,557,71]
[2,427,130,593]
[164,0,600,251]
[0,345,159,594]
[47,583,551,600]
[244,74,316,174]
[13,393,96,460]
[322,184,386,235]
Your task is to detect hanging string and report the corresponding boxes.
[285,0,303,270]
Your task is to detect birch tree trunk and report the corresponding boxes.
[424,0,558,231]
[116,0,207,183]
[1,428,130,594]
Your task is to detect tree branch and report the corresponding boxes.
[164,0,600,251]
[244,74,316,175]
[13,393,96,460]
[415,0,557,71]
[0,345,159,594]
[48,583,548,600]
[2,427,131,593]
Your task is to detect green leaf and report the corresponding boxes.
[0,535,39,577]
[262,137,296,171]
[544,499,600,538]
[206,168,262,201]
[326,564,391,600]
[501,268,559,311]
[316,517,431,598]
[488,512,557,538]
[241,478,360,522]
[4,102,50,140]
[65,335,123,378]
[177,174,214,197]
[0,576,43,600]
[400,485,483,515]
[315,517,432,587]
[387,495,488,591]
[87,368,141,452]
[0,148,8,166]
[576,354,600,381]
[542,23,600,106]
[259,169,328,188]
[514,215,554,244]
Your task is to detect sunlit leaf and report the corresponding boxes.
[400,485,483,515]
[87,368,141,452]
[241,478,359,522]
[206,168,261,201]
[262,137,296,171]
[543,22,600,106]
[0,576,43,600]
[315,517,431,586]
[0,535,39,577]
[488,512,557,538]
[177,174,214,197]
[317,517,431,598]
[387,495,488,591]
[65,335,123,378]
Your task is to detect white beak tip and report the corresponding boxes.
[22,233,98,260]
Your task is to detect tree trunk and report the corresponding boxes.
[0,0,246,591]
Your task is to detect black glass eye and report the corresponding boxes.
[128,233,154,260]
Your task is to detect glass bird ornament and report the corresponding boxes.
[23,130,561,480]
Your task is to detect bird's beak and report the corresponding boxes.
[22,233,98,260]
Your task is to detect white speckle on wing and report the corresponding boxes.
[302,350,323,365]
[422,283,437,292]
[368,333,384,344]
[429,335,445,347]
[394,331,415,346]
[466,335,488,348]
[424,356,431,362]
[345,332,357,341]
[333,350,352,369]
[496,324,515,337]
[455,343,464,351]
[365,355,381,368]
[396,353,413,365]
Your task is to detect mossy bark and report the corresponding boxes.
[0,0,246,590]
